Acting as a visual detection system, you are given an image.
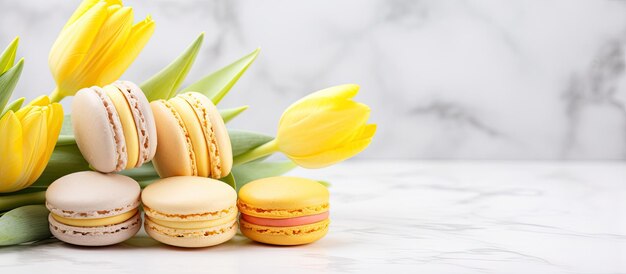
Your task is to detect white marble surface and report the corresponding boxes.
[1,161,626,273]
[2,0,626,160]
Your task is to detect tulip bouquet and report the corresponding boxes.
[0,0,375,246]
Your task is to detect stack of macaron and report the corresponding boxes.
[50,81,331,248]
[47,80,156,246]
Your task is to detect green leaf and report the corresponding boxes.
[141,33,204,101]
[232,161,297,190]
[138,178,158,189]
[220,105,248,123]
[0,191,46,212]
[229,129,274,157]
[219,172,236,190]
[317,180,331,187]
[59,113,73,136]
[0,205,51,246]
[56,135,76,146]
[56,113,76,145]
[181,48,260,104]
[0,58,23,115]
[119,162,159,182]
[0,97,23,117]
[0,37,18,74]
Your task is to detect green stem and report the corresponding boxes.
[233,139,279,166]
[49,88,65,103]
[0,191,46,212]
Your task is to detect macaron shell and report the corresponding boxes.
[141,176,237,220]
[150,100,197,177]
[104,85,139,169]
[72,87,127,173]
[186,92,233,178]
[145,217,237,248]
[49,212,141,246]
[169,96,210,177]
[239,218,329,246]
[115,81,157,165]
[45,171,140,218]
[237,176,330,218]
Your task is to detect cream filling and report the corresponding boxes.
[115,81,149,167]
[181,93,221,178]
[147,209,237,230]
[51,209,138,227]
[105,85,139,169]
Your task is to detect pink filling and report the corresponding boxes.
[241,212,329,227]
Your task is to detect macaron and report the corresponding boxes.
[150,92,232,179]
[142,176,237,248]
[238,176,330,245]
[45,171,141,246]
[72,80,157,173]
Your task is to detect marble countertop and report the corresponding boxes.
[1,161,625,273]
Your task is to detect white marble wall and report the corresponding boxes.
[1,0,626,160]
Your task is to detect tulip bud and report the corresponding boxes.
[48,0,155,102]
[233,84,376,168]
[0,96,63,193]
[276,84,376,168]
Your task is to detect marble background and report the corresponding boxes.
[1,0,626,160]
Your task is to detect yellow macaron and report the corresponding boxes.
[142,176,238,248]
[150,92,232,179]
[237,176,330,245]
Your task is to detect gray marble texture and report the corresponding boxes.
[1,0,626,160]
[1,161,626,273]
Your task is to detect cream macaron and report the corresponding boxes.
[46,171,142,246]
[142,176,238,248]
[72,81,157,173]
[150,92,232,179]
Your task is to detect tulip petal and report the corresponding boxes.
[64,0,122,30]
[287,130,375,169]
[358,124,377,140]
[278,100,371,156]
[27,104,63,184]
[0,112,23,192]
[49,1,108,91]
[25,95,50,107]
[100,15,155,84]
[279,85,363,127]
[73,6,134,85]
[17,111,47,189]
[13,104,35,121]
[286,84,359,114]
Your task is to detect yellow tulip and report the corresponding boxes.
[48,0,155,102]
[234,84,376,168]
[0,96,63,193]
